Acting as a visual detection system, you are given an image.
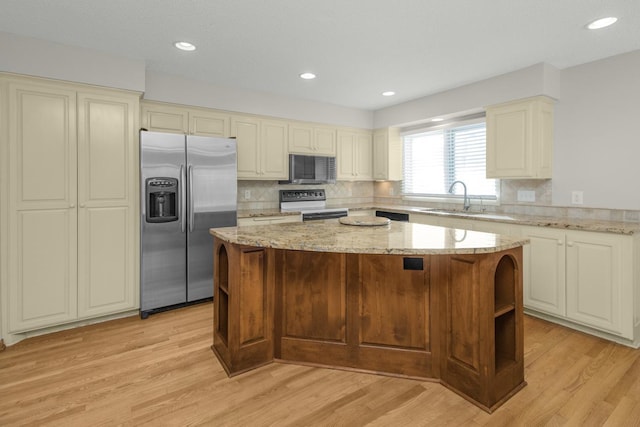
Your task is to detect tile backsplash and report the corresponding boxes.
[237,179,639,223]
[373,180,640,223]
[237,180,375,210]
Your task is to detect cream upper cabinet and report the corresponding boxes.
[141,101,230,137]
[232,115,288,180]
[1,74,140,335]
[141,102,187,134]
[288,124,336,156]
[189,110,229,137]
[337,130,372,180]
[76,91,139,319]
[486,96,554,179]
[373,128,402,181]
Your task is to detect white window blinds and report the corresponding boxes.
[402,122,498,198]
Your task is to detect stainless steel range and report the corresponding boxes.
[279,189,348,221]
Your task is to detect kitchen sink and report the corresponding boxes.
[417,208,514,220]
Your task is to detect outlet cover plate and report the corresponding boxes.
[571,191,584,205]
[517,190,535,202]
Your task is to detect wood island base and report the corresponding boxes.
[210,239,525,413]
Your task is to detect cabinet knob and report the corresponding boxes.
[567,241,574,247]
[80,204,86,208]
[69,204,75,208]
[557,240,563,245]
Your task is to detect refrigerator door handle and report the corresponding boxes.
[180,165,186,233]
[188,165,195,232]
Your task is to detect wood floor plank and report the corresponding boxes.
[1,302,639,426]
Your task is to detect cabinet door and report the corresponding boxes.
[354,133,373,179]
[486,102,531,178]
[141,102,187,134]
[373,128,402,181]
[520,226,566,316]
[373,130,388,180]
[314,127,336,156]
[6,80,78,332]
[190,111,229,137]
[565,231,629,337]
[337,132,356,179]
[232,116,260,178]
[288,124,314,154]
[486,96,553,179]
[77,91,139,318]
[260,120,288,179]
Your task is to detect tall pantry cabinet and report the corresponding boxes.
[0,74,140,338]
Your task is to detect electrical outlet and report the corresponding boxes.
[517,190,535,202]
[571,191,584,205]
[389,187,394,196]
[244,190,251,200]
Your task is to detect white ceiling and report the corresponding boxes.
[1,0,639,111]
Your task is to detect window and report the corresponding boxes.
[402,121,498,201]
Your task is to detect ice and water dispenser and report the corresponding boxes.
[145,178,178,223]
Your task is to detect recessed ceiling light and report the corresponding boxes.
[174,41,196,51]
[586,17,618,30]
[382,91,396,97]
[300,72,316,80]
[431,118,444,122]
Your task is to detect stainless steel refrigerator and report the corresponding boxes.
[140,130,237,318]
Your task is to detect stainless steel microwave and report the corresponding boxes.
[279,154,337,184]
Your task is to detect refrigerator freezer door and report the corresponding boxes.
[140,131,187,311]
[186,135,237,301]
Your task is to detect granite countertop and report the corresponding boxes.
[210,219,528,255]
[237,208,300,218]
[238,204,640,235]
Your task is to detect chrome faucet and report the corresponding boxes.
[448,180,470,211]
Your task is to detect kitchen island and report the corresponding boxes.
[209,219,528,412]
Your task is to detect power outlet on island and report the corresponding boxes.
[571,191,584,205]
[244,190,251,200]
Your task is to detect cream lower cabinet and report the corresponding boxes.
[518,225,634,339]
[337,130,373,180]
[232,116,288,180]
[2,75,139,334]
[564,230,632,337]
[519,226,566,317]
[407,213,636,341]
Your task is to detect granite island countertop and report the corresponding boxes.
[210,218,528,255]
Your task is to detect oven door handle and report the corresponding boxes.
[302,211,348,221]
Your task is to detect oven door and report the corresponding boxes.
[302,210,348,221]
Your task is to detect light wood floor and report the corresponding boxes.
[1,302,640,426]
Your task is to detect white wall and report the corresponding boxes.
[0,32,145,92]
[375,51,640,211]
[553,50,640,210]
[0,32,373,129]
[144,71,374,129]
[373,63,561,128]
